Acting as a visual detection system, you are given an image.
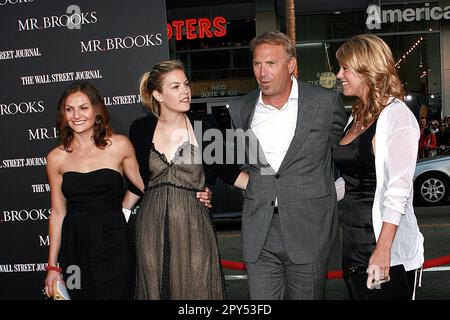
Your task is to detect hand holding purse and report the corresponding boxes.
[52,281,71,300]
[347,264,410,300]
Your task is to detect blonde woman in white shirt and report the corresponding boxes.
[333,34,424,300]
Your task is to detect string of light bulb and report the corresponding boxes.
[395,36,423,69]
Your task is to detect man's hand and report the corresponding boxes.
[197,186,212,209]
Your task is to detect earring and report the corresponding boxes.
[95,116,101,125]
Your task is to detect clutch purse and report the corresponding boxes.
[52,281,71,300]
[347,264,410,300]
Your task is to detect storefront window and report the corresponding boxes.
[167,9,257,98]
[166,0,446,119]
[288,1,444,118]
[296,32,442,119]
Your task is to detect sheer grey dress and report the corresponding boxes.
[130,113,240,300]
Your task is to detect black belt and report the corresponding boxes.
[273,207,279,214]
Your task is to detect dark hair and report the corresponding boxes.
[139,60,186,117]
[250,30,297,60]
[423,127,431,136]
[56,82,112,152]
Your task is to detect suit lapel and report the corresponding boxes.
[278,81,319,173]
[239,90,259,131]
[238,90,274,172]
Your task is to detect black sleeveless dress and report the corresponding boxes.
[333,120,378,275]
[134,136,225,300]
[60,168,134,300]
[334,119,417,300]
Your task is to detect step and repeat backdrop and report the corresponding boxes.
[0,0,169,299]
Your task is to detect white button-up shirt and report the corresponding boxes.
[371,97,424,271]
[346,97,424,271]
[251,77,298,173]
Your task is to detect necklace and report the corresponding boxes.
[351,118,365,139]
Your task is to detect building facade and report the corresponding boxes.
[167,0,450,120]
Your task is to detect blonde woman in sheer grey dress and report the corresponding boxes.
[123,60,248,299]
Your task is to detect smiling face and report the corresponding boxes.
[252,43,296,105]
[336,64,368,99]
[63,91,97,135]
[153,69,191,115]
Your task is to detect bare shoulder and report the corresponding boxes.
[109,134,133,154]
[47,145,66,163]
[46,145,67,172]
[109,133,132,147]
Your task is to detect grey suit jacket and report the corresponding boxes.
[228,80,348,264]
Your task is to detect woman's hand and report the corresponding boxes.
[366,222,397,288]
[367,245,391,285]
[197,186,212,209]
[44,270,64,298]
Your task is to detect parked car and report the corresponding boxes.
[414,153,450,206]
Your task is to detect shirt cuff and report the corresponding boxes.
[382,208,403,226]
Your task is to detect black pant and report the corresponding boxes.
[343,261,417,300]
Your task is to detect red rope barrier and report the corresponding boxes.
[221,259,247,271]
[221,254,450,279]
[327,270,344,279]
[423,254,450,269]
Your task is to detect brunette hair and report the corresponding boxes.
[139,60,186,117]
[336,34,404,126]
[56,82,112,152]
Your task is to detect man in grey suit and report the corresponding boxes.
[228,30,347,299]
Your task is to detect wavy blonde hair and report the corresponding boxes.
[139,60,185,117]
[336,34,404,126]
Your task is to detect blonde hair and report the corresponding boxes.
[336,34,404,126]
[139,60,186,117]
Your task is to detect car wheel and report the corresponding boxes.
[415,172,450,206]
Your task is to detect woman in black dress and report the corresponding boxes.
[123,60,248,299]
[44,82,145,299]
[333,35,424,300]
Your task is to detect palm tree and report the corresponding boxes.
[285,0,298,77]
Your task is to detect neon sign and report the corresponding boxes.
[167,16,227,40]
